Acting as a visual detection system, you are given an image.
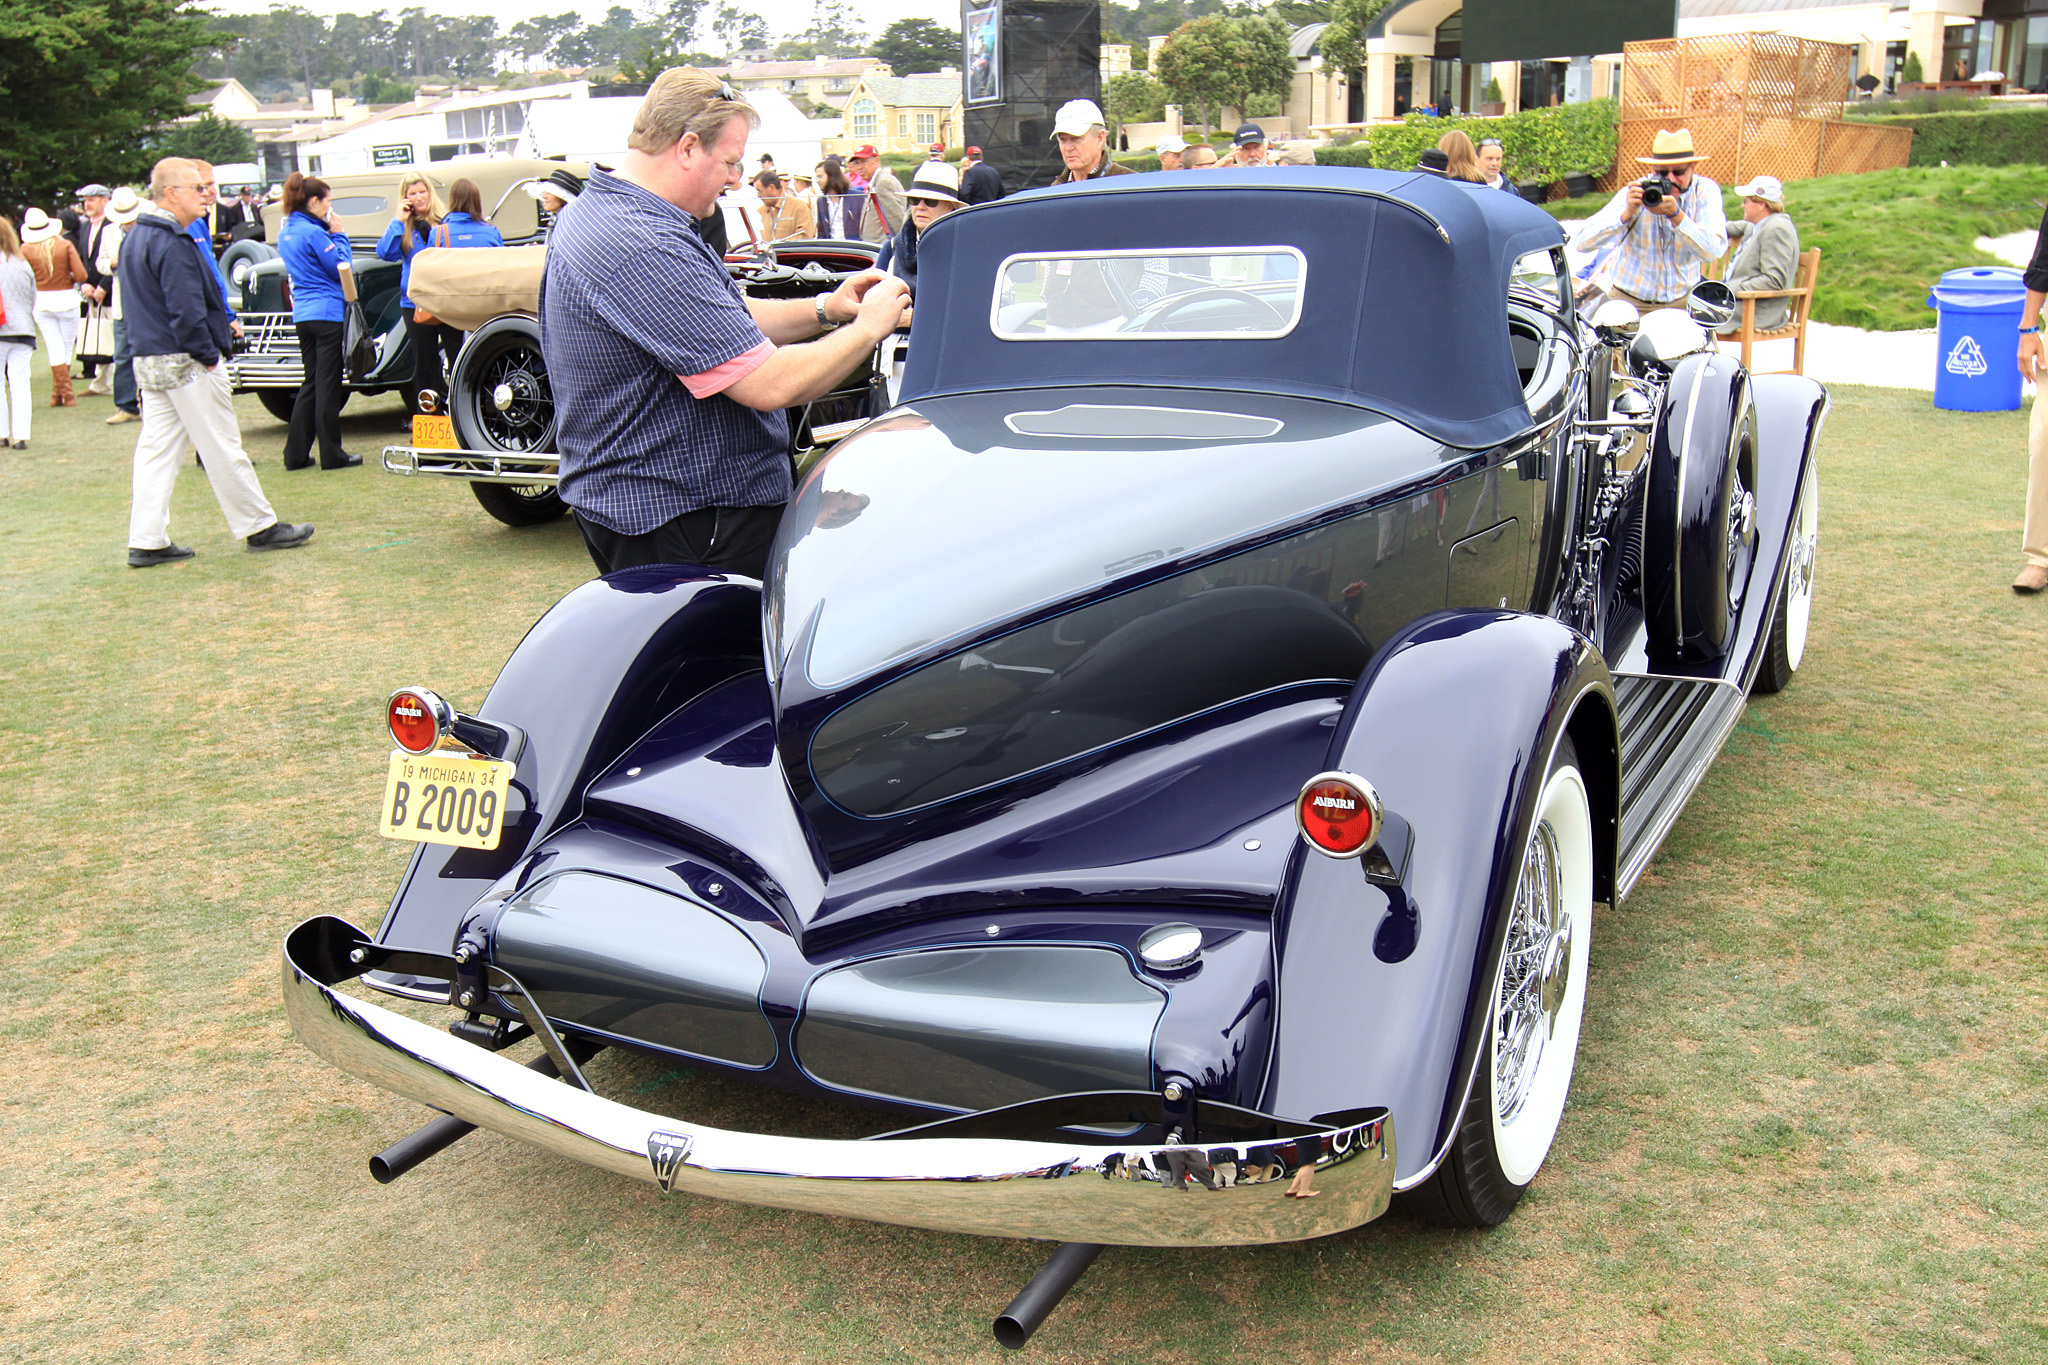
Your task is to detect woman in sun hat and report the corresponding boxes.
[874,159,965,298]
[20,208,90,405]
[0,217,40,447]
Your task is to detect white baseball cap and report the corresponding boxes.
[1733,174,1785,207]
[1051,99,1107,138]
[1156,135,1189,155]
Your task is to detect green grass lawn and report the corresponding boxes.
[1546,163,2048,333]
[3,377,2047,1362]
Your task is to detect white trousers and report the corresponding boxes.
[128,361,276,549]
[32,291,78,366]
[1,343,30,441]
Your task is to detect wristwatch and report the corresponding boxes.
[814,296,840,331]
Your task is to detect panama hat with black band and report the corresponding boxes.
[1636,128,1706,168]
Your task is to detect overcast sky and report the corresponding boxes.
[201,0,962,44]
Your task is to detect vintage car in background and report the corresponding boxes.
[386,233,886,527]
[283,169,1825,1346]
[225,158,575,424]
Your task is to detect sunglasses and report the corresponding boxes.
[1477,138,1503,148]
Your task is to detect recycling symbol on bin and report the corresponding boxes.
[1946,335,1989,378]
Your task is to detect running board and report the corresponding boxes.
[1613,672,1749,899]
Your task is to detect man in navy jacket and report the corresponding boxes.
[122,157,312,567]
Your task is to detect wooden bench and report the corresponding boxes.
[1709,245,1821,376]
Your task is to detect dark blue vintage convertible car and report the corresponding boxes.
[284,168,1823,1345]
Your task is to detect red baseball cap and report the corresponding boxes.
[930,142,944,151]
[966,145,982,156]
[854,145,878,159]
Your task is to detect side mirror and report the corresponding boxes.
[1589,298,1640,345]
[1686,280,1737,329]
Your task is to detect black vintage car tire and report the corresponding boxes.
[253,386,349,424]
[255,388,298,423]
[1752,468,1818,695]
[1398,737,1594,1228]
[1643,356,1757,662]
[449,319,556,458]
[469,481,567,526]
[445,320,565,527]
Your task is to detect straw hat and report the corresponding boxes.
[106,186,144,225]
[21,207,60,243]
[906,160,964,207]
[1636,129,1705,167]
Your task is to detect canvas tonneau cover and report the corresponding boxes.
[898,167,1568,452]
[408,243,546,329]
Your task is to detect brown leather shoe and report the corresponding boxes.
[2014,564,2048,594]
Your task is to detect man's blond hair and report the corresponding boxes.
[628,68,758,155]
[150,157,195,200]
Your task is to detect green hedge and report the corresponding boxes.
[1848,107,2048,167]
[1314,99,1619,185]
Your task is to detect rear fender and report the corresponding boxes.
[1260,609,1617,1184]
[377,571,765,954]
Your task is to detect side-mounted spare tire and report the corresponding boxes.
[221,239,276,311]
[447,315,566,527]
[1643,354,1757,663]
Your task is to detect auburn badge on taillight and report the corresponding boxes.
[387,687,453,755]
[1295,771,1383,859]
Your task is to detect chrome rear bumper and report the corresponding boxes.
[381,445,560,485]
[283,916,1393,1246]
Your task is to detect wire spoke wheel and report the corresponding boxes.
[1398,736,1595,1226]
[1488,755,1594,1188]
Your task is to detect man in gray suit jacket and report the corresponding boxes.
[1720,175,1800,334]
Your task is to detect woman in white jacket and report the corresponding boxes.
[0,217,41,448]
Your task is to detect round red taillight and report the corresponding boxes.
[387,687,449,755]
[1295,772,1383,859]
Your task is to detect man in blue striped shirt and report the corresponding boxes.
[542,68,910,579]
[1572,128,1728,311]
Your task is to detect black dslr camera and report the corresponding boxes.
[1639,174,1677,207]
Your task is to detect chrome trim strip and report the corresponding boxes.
[380,445,561,486]
[284,917,1394,1247]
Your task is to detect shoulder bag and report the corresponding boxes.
[411,224,452,326]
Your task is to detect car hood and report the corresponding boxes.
[766,387,1457,703]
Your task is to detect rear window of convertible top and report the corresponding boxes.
[991,247,1306,341]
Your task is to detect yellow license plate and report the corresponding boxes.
[378,750,515,850]
[411,413,457,450]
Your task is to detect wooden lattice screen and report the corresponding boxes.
[1608,34,1911,190]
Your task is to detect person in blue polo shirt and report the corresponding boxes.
[277,172,360,470]
[542,68,909,579]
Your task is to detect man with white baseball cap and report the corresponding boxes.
[1721,173,1800,334]
[1051,99,1132,183]
[1155,135,1188,171]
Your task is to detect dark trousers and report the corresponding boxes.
[405,308,463,415]
[283,319,345,468]
[575,505,783,581]
[111,316,137,415]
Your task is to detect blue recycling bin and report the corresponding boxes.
[1926,266,2027,411]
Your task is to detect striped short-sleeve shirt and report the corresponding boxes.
[542,169,789,534]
